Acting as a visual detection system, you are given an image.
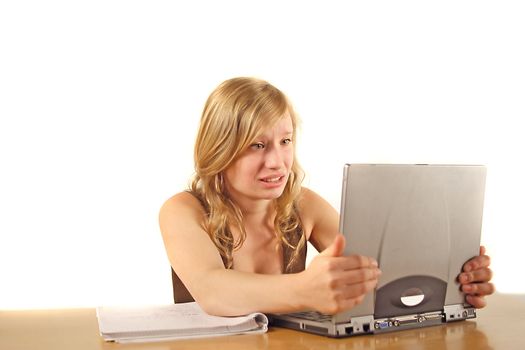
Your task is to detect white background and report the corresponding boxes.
[1,1,523,309]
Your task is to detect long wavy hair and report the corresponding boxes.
[190,77,305,270]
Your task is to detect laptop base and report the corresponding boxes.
[269,304,476,338]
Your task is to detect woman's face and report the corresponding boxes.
[224,114,294,203]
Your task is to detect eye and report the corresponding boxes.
[250,142,265,150]
[282,138,292,145]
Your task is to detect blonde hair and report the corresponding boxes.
[190,77,305,270]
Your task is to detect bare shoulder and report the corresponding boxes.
[159,192,206,237]
[159,192,204,218]
[159,191,222,263]
[160,191,204,216]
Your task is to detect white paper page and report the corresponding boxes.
[96,302,267,335]
[105,327,268,343]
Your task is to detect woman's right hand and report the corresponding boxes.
[299,234,381,315]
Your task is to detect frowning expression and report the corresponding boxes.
[223,114,294,202]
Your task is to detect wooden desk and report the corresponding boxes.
[2,293,524,350]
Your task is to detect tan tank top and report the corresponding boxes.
[171,192,307,303]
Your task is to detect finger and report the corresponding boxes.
[461,282,496,296]
[341,279,379,299]
[463,255,491,272]
[334,294,367,314]
[319,234,346,258]
[321,280,377,314]
[322,255,378,272]
[337,267,381,285]
[334,255,378,270]
[466,295,487,309]
[321,297,361,315]
[480,245,486,256]
[354,294,366,305]
[459,267,493,284]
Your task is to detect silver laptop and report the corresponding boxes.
[269,164,487,337]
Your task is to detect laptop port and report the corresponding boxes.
[375,321,390,329]
[304,324,329,334]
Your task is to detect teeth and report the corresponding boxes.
[263,176,281,183]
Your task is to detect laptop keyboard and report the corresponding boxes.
[288,311,333,322]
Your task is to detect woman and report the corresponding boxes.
[159,77,494,316]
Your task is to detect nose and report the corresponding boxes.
[264,144,284,169]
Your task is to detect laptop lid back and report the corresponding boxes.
[334,164,486,323]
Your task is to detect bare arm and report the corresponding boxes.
[297,187,341,252]
[160,191,380,316]
[160,192,306,315]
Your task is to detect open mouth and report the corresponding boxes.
[260,175,285,183]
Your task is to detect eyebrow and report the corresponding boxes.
[254,130,293,141]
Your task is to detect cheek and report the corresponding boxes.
[227,156,258,180]
[224,160,242,183]
[284,149,294,168]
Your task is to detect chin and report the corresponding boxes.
[261,187,286,200]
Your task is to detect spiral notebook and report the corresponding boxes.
[96,302,268,343]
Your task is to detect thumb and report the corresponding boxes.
[480,245,486,256]
[319,234,346,258]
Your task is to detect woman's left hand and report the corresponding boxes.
[458,246,495,308]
